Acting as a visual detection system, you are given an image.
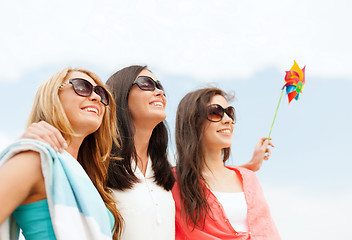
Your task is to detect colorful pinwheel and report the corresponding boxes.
[284,60,306,103]
[268,61,306,138]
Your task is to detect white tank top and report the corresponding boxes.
[211,191,248,232]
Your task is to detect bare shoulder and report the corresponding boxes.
[0,151,45,218]
[9,150,41,163]
[2,151,42,176]
[1,150,45,192]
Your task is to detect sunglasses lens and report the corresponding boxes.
[225,107,235,121]
[207,105,223,122]
[155,81,164,91]
[136,76,156,91]
[94,86,109,106]
[71,79,109,106]
[72,79,93,97]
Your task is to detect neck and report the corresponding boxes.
[133,124,155,175]
[202,147,226,175]
[65,136,85,159]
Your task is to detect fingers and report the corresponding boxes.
[264,147,271,160]
[36,121,67,152]
[251,137,276,170]
[21,121,67,152]
[259,137,274,148]
[258,137,274,160]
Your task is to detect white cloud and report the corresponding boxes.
[0,0,351,83]
[262,183,352,240]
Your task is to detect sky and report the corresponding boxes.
[1,0,351,239]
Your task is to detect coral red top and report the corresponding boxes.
[171,167,281,240]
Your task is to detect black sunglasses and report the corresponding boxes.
[132,76,165,94]
[207,104,235,123]
[60,78,109,106]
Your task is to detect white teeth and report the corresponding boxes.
[84,107,98,114]
[151,102,163,107]
[218,129,231,134]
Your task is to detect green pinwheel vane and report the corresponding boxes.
[268,60,306,138]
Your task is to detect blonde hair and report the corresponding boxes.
[27,67,123,239]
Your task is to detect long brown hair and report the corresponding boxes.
[175,87,232,229]
[27,67,123,239]
[106,65,175,191]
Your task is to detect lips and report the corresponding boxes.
[82,106,100,115]
[217,128,232,134]
[149,100,164,108]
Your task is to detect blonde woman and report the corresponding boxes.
[0,68,122,239]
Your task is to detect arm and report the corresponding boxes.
[239,137,274,172]
[0,151,44,224]
[20,121,67,152]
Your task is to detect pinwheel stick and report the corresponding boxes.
[268,88,285,139]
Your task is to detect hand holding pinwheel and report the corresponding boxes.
[268,61,306,138]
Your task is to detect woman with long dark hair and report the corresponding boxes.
[172,87,280,239]
[105,65,175,239]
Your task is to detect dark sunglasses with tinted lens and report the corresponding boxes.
[132,76,165,93]
[60,78,109,106]
[207,104,235,123]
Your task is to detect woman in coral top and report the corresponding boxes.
[172,88,281,240]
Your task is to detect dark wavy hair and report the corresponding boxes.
[175,87,232,229]
[106,65,175,191]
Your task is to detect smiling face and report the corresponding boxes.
[128,69,167,127]
[59,71,105,136]
[202,94,234,151]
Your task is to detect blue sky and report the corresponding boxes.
[1,1,351,239]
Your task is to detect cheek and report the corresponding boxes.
[128,92,151,118]
[128,99,141,120]
[202,124,214,143]
[99,107,106,122]
[101,106,106,117]
[163,96,167,107]
[59,98,72,117]
[128,91,144,110]
[59,91,77,111]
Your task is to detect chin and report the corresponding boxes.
[85,121,102,134]
[151,112,166,122]
[219,141,232,149]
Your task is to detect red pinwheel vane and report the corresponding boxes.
[284,60,306,103]
[268,60,306,138]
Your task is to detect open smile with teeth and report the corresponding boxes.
[217,129,231,134]
[151,102,164,107]
[83,107,99,115]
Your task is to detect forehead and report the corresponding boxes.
[209,94,228,108]
[66,71,97,85]
[137,69,157,80]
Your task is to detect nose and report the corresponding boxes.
[222,112,234,125]
[154,87,165,97]
[89,89,102,103]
